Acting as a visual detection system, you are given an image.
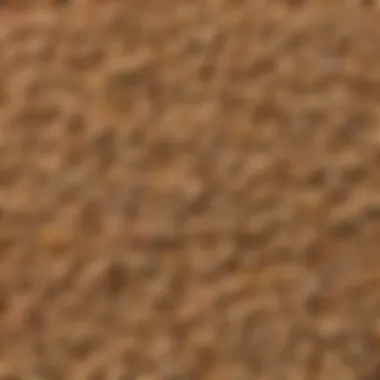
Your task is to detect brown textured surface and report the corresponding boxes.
[1,0,380,379]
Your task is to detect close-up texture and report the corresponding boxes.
[1,0,380,379]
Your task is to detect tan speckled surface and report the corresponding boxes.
[1,1,380,379]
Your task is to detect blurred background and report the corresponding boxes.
[0,1,379,379]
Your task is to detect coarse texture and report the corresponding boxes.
[0,0,380,379]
